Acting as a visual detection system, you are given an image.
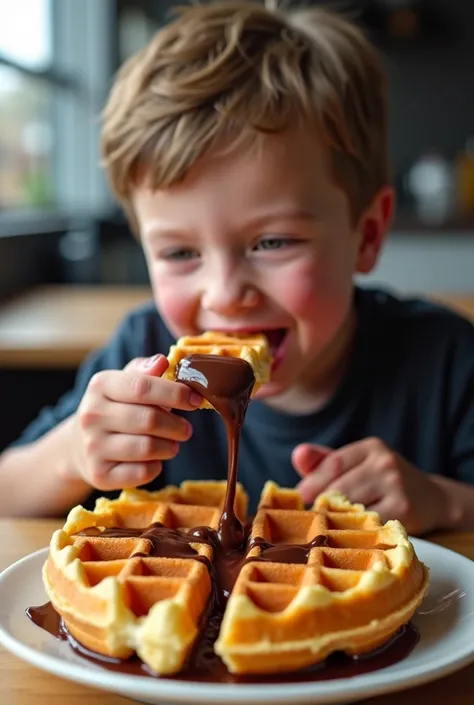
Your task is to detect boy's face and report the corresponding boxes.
[133,127,390,404]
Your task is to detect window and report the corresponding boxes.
[0,0,114,217]
[0,1,56,210]
[0,1,52,69]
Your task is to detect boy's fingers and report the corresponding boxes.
[124,354,169,376]
[297,455,383,506]
[123,354,176,410]
[297,440,373,494]
[294,440,379,502]
[297,454,345,503]
[90,401,193,441]
[327,465,383,507]
[323,438,393,477]
[91,369,202,410]
[367,498,395,526]
[101,433,180,462]
[93,460,164,490]
[292,443,332,477]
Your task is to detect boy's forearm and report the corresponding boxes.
[0,416,91,518]
[432,474,474,531]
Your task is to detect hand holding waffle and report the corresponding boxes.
[71,332,270,492]
[71,354,202,491]
[293,438,450,535]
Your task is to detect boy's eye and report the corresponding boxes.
[253,236,296,251]
[162,248,200,261]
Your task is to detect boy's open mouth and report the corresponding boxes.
[263,328,287,359]
[232,328,288,371]
[204,327,289,372]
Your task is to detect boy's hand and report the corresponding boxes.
[292,438,449,535]
[72,354,202,491]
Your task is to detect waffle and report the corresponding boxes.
[215,482,429,674]
[43,481,247,674]
[163,331,272,409]
[43,481,429,676]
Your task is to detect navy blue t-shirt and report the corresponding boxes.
[10,287,474,512]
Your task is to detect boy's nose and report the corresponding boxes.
[201,280,260,316]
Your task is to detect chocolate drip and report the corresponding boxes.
[76,525,331,598]
[78,522,247,604]
[79,523,212,567]
[27,601,420,682]
[26,603,67,640]
[176,354,255,550]
[247,534,329,564]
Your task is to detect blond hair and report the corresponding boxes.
[101,1,389,229]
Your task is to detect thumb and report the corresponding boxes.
[124,354,169,376]
[292,443,332,478]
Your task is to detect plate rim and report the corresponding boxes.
[0,538,474,704]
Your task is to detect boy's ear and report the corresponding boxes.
[355,186,394,274]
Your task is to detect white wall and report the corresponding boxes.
[358,232,474,294]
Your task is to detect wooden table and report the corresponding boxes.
[0,522,473,704]
[0,285,473,369]
[0,285,152,368]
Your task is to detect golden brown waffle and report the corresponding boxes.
[215,482,429,674]
[44,481,247,674]
[163,331,272,408]
[43,481,428,676]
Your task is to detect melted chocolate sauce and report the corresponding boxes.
[27,601,419,683]
[27,352,420,682]
[247,534,329,564]
[79,522,244,604]
[77,524,331,603]
[176,354,255,550]
[80,523,212,567]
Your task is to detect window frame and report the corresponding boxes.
[0,0,115,236]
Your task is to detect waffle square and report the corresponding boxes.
[43,481,429,676]
[44,481,246,674]
[215,482,429,674]
[162,331,272,408]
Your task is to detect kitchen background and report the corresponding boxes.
[1,0,474,293]
[0,0,473,449]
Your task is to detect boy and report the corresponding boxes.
[1,1,474,535]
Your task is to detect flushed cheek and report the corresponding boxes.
[150,272,197,336]
[279,271,319,317]
[275,261,353,336]
[273,261,331,316]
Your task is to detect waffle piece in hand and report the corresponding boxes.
[215,482,429,674]
[163,331,272,408]
[43,481,247,675]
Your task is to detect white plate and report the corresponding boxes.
[0,539,474,705]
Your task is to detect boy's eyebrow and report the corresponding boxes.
[142,209,318,242]
[143,226,192,241]
[144,209,317,239]
[244,208,317,227]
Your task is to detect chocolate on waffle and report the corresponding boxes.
[43,481,428,676]
[216,483,429,674]
[44,481,247,675]
[163,331,272,409]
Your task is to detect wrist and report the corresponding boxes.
[56,416,90,487]
[431,475,467,530]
